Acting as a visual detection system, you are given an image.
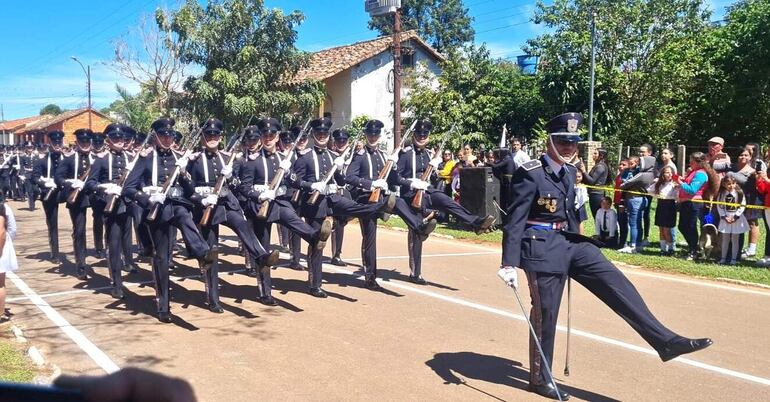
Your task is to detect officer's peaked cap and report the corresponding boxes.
[309,117,333,132]
[545,113,583,142]
[201,118,223,135]
[151,117,175,134]
[363,119,385,134]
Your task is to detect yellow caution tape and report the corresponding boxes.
[579,183,767,210]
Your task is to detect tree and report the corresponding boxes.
[160,0,324,130]
[404,45,545,151]
[40,104,63,115]
[108,13,186,116]
[101,85,160,133]
[526,0,711,147]
[368,0,474,54]
[682,0,770,144]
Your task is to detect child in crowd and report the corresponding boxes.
[594,196,618,248]
[648,166,679,255]
[716,176,748,264]
[575,169,589,234]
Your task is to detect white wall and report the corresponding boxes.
[322,69,352,127]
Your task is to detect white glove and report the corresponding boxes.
[70,179,84,190]
[18,175,25,181]
[311,181,327,194]
[44,179,56,189]
[279,159,292,171]
[497,266,519,289]
[105,184,122,196]
[149,192,166,205]
[125,160,136,171]
[258,189,276,201]
[429,158,441,169]
[201,194,218,207]
[410,179,429,191]
[371,179,388,190]
[220,165,233,179]
[387,152,399,163]
[333,156,345,170]
[175,156,189,170]
[326,183,338,194]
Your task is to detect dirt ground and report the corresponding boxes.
[4,200,769,401]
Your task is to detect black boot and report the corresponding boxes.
[529,382,570,401]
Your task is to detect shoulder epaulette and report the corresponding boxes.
[298,148,311,155]
[400,146,412,154]
[188,152,201,161]
[521,159,542,171]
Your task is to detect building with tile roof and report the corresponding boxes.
[14,108,111,145]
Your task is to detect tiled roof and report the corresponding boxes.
[0,115,49,131]
[17,108,110,133]
[292,30,444,83]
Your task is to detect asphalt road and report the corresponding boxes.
[4,200,770,401]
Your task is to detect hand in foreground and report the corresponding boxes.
[54,367,197,402]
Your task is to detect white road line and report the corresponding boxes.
[343,251,498,261]
[7,272,120,374]
[323,264,770,387]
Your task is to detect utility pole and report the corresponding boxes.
[588,7,597,142]
[392,9,402,147]
[71,56,92,130]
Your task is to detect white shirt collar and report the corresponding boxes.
[543,153,563,175]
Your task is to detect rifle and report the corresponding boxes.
[368,119,418,203]
[411,123,456,210]
[307,133,362,206]
[66,153,93,206]
[146,127,204,222]
[199,117,255,226]
[104,131,153,214]
[257,117,311,219]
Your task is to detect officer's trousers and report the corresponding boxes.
[421,191,479,226]
[331,217,347,259]
[132,203,153,255]
[43,198,59,257]
[24,179,36,210]
[67,205,88,268]
[105,211,132,290]
[149,204,210,313]
[524,239,677,386]
[91,198,105,253]
[407,229,423,278]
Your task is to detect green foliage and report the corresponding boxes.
[527,0,711,148]
[347,115,373,138]
[404,45,545,152]
[39,104,63,116]
[368,0,474,53]
[682,0,770,145]
[101,85,160,133]
[160,0,324,129]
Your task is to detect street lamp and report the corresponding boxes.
[71,56,92,130]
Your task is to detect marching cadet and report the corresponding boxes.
[280,127,307,270]
[0,146,11,199]
[292,117,395,297]
[396,119,495,284]
[9,146,22,201]
[123,117,217,322]
[33,131,65,262]
[55,128,95,280]
[84,123,136,299]
[328,129,353,266]
[238,118,332,305]
[129,132,154,259]
[186,118,280,312]
[20,142,38,210]
[498,113,712,400]
[345,120,438,289]
[90,132,107,259]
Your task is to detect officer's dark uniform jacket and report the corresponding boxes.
[84,150,132,215]
[54,150,93,207]
[501,156,587,274]
[345,145,398,201]
[33,151,62,198]
[396,146,437,200]
[123,147,194,222]
[185,149,240,226]
[20,152,36,178]
[292,146,345,219]
[238,147,292,222]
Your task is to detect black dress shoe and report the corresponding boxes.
[49,253,60,263]
[365,277,381,290]
[420,218,437,237]
[276,245,291,253]
[208,302,224,314]
[110,287,124,300]
[379,194,396,214]
[309,288,328,298]
[122,263,139,274]
[529,382,570,401]
[330,256,346,266]
[658,336,713,362]
[76,266,88,280]
[157,312,172,323]
[288,262,304,271]
[259,250,280,268]
[259,296,278,306]
[474,215,496,235]
[409,275,427,285]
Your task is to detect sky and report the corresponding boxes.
[0,0,734,121]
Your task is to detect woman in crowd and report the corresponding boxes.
[727,147,760,259]
[614,158,630,249]
[659,147,677,175]
[619,155,655,253]
[675,152,720,260]
[647,166,678,255]
[579,148,610,218]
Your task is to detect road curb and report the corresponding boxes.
[9,324,60,384]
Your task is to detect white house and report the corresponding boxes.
[293,30,444,148]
